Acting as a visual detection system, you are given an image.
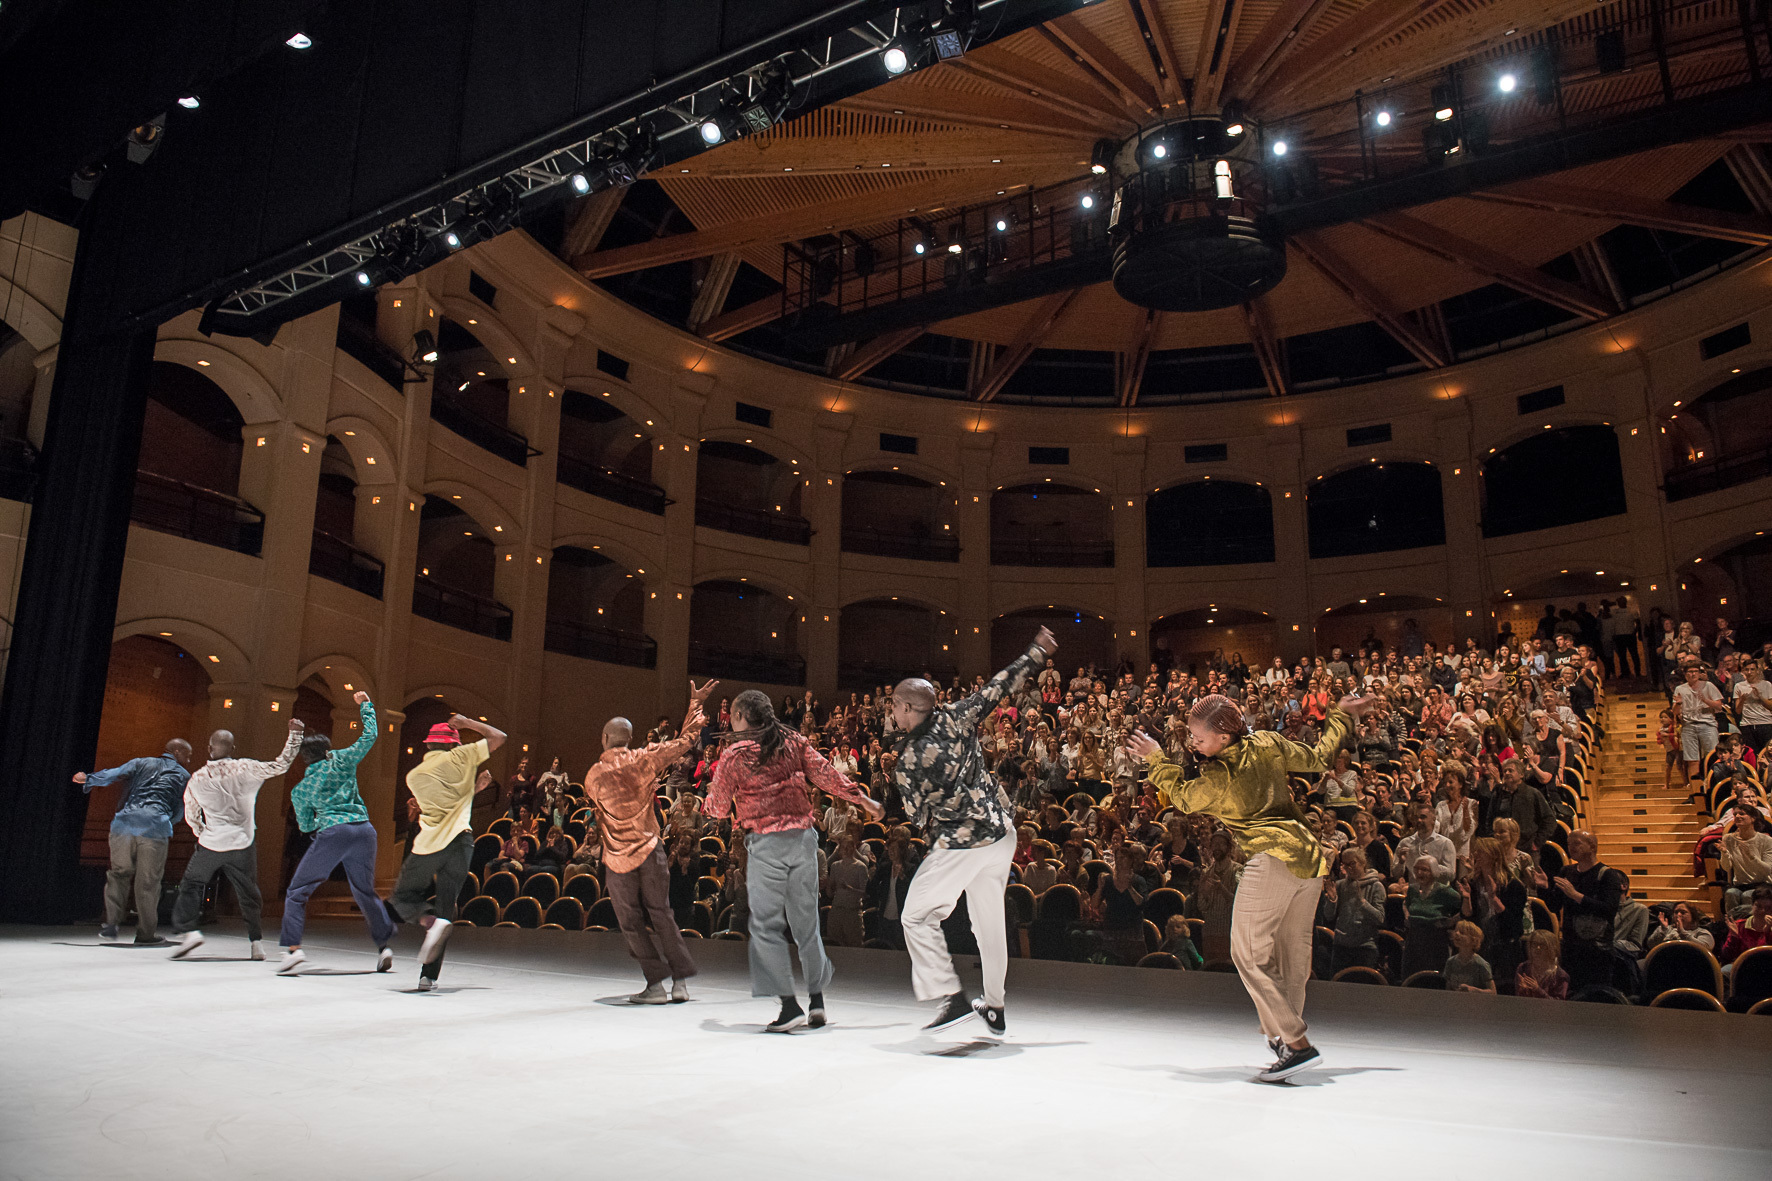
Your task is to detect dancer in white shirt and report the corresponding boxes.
[168,718,304,961]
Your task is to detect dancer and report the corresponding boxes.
[585,678,718,1004]
[169,718,305,960]
[277,691,393,975]
[73,738,193,944]
[388,713,505,991]
[704,690,883,1032]
[1127,690,1375,1082]
[887,626,1058,1036]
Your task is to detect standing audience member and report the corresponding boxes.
[1543,830,1624,995]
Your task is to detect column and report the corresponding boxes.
[651,374,708,720]
[1109,435,1147,668]
[803,421,848,700]
[955,432,995,679]
[1266,427,1312,662]
[1434,413,1486,646]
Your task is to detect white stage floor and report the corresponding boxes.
[3,921,1769,1180]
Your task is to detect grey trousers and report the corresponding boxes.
[745,827,832,999]
[105,833,168,939]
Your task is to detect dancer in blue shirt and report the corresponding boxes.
[74,739,193,944]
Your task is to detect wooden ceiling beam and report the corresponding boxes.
[949,57,1135,130]
[1257,0,1433,102]
[1360,213,1615,320]
[836,95,1100,138]
[1223,0,1337,101]
[697,292,788,342]
[1724,144,1772,211]
[1124,0,1187,108]
[1471,179,1772,246]
[578,166,1052,277]
[1117,308,1163,406]
[685,253,741,334]
[832,326,924,381]
[1290,232,1448,367]
[1190,0,1247,114]
[1572,240,1628,313]
[560,187,624,259]
[975,290,1082,402]
[673,125,1088,178]
[1241,297,1288,397]
[1044,15,1161,114]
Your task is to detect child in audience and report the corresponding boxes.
[1515,929,1570,999]
[1443,920,1495,993]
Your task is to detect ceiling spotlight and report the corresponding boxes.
[883,45,910,74]
[1271,140,1288,157]
[286,32,312,50]
[1375,109,1392,127]
[176,95,200,110]
[914,241,927,255]
[569,172,591,194]
[1435,106,1454,121]
[1080,193,1095,210]
[699,118,724,145]
[126,115,166,163]
[355,271,373,286]
[442,231,462,250]
[1225,122,1245,137]
[1090,138,1115,175]
[1498,72,1517,93]
[70,163,105,200]
[412,330,439,364]
[1151,142,1167,159]
[994,216,1009,232]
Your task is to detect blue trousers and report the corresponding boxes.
[280,821,394,948]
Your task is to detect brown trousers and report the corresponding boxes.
[606,845,698,986]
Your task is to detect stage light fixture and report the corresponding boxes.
[932,29,964,60]
[947,242,963,254]
[355,271,373,286]
[994,215,1010,232]
[914,241,927,255]
[1213,159,1232,200]
[1375,109,1392,127]
[1498,72,1517,93]
[441,231,462,250]
[412,330,439,364]
[177,95,200,110]
[1080,193,1095,210]
[70,163,104,200]
[1432,83,1455,122]
[1090,138,1115,175]
[569,172,591,194]
[126,115,166,163]
[1225,122,1244,137]
[883,45,910,74]
[286,32,312,50]
[699,118,724,145]
[1271,139,1288,157]
[1435,106,1454,121]
[1152,142,1167,159]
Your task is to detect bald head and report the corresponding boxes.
[207,729,235,760]
[890,678,936,733]
[602,717,634,751]
[164,738,192,766]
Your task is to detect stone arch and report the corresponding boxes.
[434,297,534,375]
[323,416,398,484]
[153,339,283,424]
[113,616,251,684]
[295,654,380,705]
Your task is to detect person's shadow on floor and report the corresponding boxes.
[1128,1063,1403,1086]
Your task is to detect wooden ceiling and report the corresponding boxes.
[567,0,1772,397]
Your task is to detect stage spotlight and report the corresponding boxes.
[1213,159,1233,200]
[412,330,439,364]
[569,172,591,194]
[177,95,200,110]
[1271,139,1288,157]
[1151,142,1167,159]
[1080,193,1095,210]
[994,213,1013,232]
[699,118,724,145]
[1432,83,1455,121]
[1435,106,1454,121]
[1225,122,1245,137]
[947,242,963,254]
[355,271,373,287]
[69,163,104,200]
[914,241,927,255]
[286,32,312,50]
[1498,72,1517,93]
[441,230,462,250]
[1375,109,1392,127]
[883,45,910,74]
[126,115,165,163]
[1090,138,1115,175]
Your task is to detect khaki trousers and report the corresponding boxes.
[1230,853,1325,1045]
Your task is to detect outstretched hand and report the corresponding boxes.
[287,717,306,733]
[1032,626,1058,656]
[1339,694,1381,718]
[859,796,886,821]
[1124,730,1161,760]
[353,690,371,705]
[689,678,720,706]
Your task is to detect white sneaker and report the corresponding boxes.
[169,931,205,959]
[417,976,436,992]
[417,918,453,965]
[630,982,668,1005]
[276,949,307,975]
[376,946,393,973]
[671,979,690,1004]
[249,940,265,961]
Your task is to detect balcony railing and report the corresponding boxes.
[1664,445,1772,503]
[430,389,533,467]
[308,529,385,599]
[412,575,512,640]
[688,642,806,685]
[557,453,668,515]
[544,618,658,668]
[0,437,37,503]
[989,537,1113,568]
[131,471,264,556]
[838,660,958,692]
[1147,536,1275,567]
[695,498,812,546]
[334,314,411,391]
[841,525,959,562]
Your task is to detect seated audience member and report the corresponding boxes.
[1719,886,1772,978]
[824,833,870,949]
[1443,919,1496,993]
[1403,855,1462,977]
[1721,807,1772,918]
[1157,914,1204,969]
[1515,929,1570,1000]
[486,831,526,877]
[564,830,602,879]
[1322,846,1386,976]
[1020,842,1059,895]
[1645,901,1713,952]
[1353,810,1392,880]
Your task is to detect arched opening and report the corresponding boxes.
[396,694,458,831]
[1663,367,1772,500]
[841,470,958,561]
[1306,462,1444,558]
[1680,535,1772,631]
[1317,595,1452,661]
[990,482,1112,567]
[430,318,531,465]
[1493,571,1637,652]
[307,435,384,597]
[992,606,1111,675]
[838,599,955,691]
[689,580,804,685]
[0,316,35,499]
[132,361,264,555]
[544,545,655,667]
[557,389,665,513]
[413,499,511,640]
[1146,480,1274,566]
[1149,607,1275,678]
[694,440,808,544]
[82,635,211,886]
[1481,425,1627,536]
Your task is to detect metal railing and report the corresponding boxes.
[412,575,512,640]
[840,525,959,562]
[1664,443,1772,502]
[334,314,411,391]
[430,389,534,467]
[0,437,37,503]
[131,471,265,556]
[1147,536,1276,567]
[556,453,668,515]
[695,498,812,546]
[838,661,957,692]
[989,537,1114,568]
[687,642,806,685]
[308,529,385,598]
[543,618,657,668]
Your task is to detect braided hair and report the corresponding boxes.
[729,689,791,767]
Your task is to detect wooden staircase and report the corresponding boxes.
[1587,691,1710,908]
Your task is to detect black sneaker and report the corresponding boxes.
[766,998,805,1033]
[924,991,976,1032]
[1267,1036,1283,1059]
[807,992,826,1028]
[1257,1043,1322,1083]
[972,997,1006,1035]
[99,924,119,941]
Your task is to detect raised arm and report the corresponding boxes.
[242,719,306,780]
[450,712,506,752]
[74,758,140,794]
[951,628,1057,727]
[799,740,881,816]
[335,694,378,766]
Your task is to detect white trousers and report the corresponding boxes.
[901,832,1016,1007]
